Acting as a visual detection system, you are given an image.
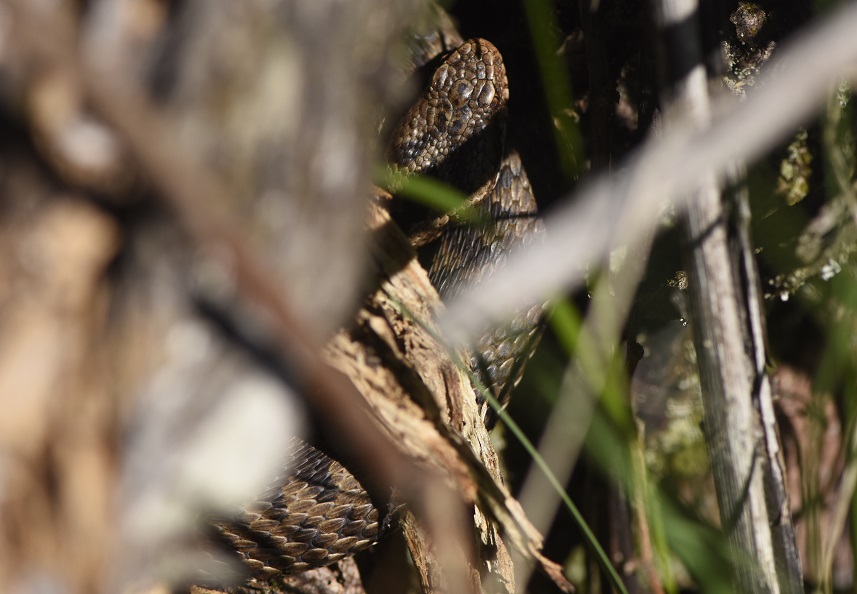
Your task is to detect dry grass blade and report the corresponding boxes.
[439,0,857,349]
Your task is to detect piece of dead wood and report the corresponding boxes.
[186,200,574,594]
[323,202,573,593]
[2,3,574,592]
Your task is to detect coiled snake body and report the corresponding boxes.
[204,37,543,583]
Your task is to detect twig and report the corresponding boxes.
[439,0,857,348]
[651,0,801,589]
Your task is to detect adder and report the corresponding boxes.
[202,30,544,584]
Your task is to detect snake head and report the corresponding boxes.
[388,38,509,174]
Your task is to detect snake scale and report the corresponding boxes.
[202,36,544,584]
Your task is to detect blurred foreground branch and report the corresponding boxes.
[439,0,857,346]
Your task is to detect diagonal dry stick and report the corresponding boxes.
[439,0,857,348]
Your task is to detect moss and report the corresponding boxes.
[775,130,813,206]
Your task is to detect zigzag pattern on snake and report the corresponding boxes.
[202,36,544,583]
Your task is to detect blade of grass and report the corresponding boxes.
[391,296,630,594]
[472,357,630,594]
[377,166,488,226]
[520,0,583,180]
[556,298,676,593]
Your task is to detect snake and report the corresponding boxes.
[201,36,544,585]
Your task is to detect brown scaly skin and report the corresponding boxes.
[202,38,543,583]
[201,440,380,583]
[425,150,544,420]
[390,39,545,417]
[389,39,509,184]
